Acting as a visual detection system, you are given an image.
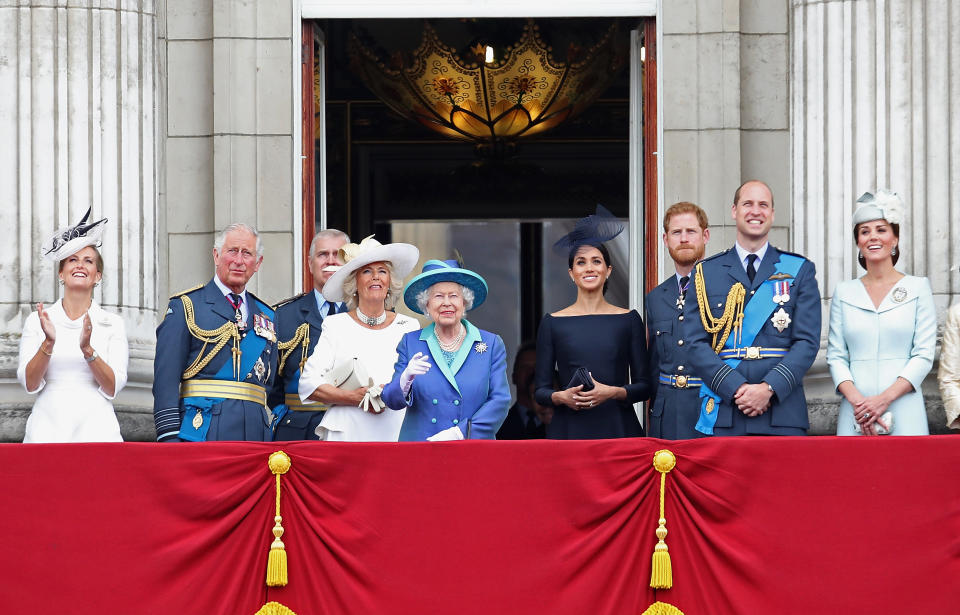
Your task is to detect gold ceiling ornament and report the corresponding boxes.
[348,20,628,155]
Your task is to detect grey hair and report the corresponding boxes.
[214,223,263,258]
[415,283,475,320]
[342,261,404,311]
[309,229,350,258]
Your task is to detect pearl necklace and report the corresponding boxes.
[356,307,387,327]
[436,324,465,352]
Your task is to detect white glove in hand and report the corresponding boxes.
[400,351,431,395]
[426,426,464,441]
[359,379,386,414]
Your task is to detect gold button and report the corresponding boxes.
[678,365,685,372]
[678,315,684,321]
[750,290,755,295]
[677,340,684,346]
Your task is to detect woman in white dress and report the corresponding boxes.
[17,209,129,442]
[299,235,420,441]
[827,191,935,436]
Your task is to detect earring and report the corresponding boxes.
[857,250,863,260]
[891,246,898,257]
[58,279,64,286]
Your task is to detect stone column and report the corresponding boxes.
[792,0,959,432]
[0,0,158,440]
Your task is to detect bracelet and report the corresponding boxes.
[40,343,53,356]
[84,350,98,363]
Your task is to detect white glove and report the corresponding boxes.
[359,379,386,414]
[400,352,431,395]
[426,426,464,441]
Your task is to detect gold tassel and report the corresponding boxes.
[266,451,292,587]
[650,449,677,589]
[254,601,298,615]
[641,601,685,615]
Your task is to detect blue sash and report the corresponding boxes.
[179,301,274,441]
[695,254,805,434]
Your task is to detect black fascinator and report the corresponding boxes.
[552,204,624,255]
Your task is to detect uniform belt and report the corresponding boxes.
[658,373,703,389]
[284,393,329,412]
[717,346,789,360]
[180,379,267,406]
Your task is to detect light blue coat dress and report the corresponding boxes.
[382,321,511,441]
[827,275,936,435]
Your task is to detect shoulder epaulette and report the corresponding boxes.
[775,248,808,260]
[169,284,204,299]
[247,291,275,315]
[273,292,310,310]
[699,249,731,264]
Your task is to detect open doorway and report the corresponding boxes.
[301,16,655,383]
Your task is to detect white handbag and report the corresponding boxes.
[322,359,386,414]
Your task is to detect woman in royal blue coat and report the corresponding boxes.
[382,260,510,441]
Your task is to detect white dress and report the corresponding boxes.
[299,312,420,441]
[17,300,129,442]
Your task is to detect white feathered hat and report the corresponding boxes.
[321,235,419,302]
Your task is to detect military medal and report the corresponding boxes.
[772,280,791,305]
[474,341,488,354]
[771,307,792,332]
[253,313,277,342]
[253,357,267,383]
[192,410,204,429]
[227,293,246,331]
[676,276,691,310]
[892,287,907,303]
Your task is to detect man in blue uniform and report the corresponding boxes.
[153,223,278,442]
[682,180,821,436]
[270,229,349,440]
[646,202,711,439]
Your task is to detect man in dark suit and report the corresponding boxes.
[646,202,710,439]
[153,223,278,442]
[682,180,821,436]
[270,229,349,440]
[497,341,550,439]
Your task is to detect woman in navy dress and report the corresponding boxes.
[534,207,651,439]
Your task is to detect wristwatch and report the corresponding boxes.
[84,350,98,363]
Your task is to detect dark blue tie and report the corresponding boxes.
[746,254,758,283]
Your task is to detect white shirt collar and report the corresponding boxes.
[734,241,769,271]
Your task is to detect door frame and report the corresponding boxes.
[295,1,661,304]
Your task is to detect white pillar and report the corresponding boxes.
[0,1,158,440]
[792,0,958,432]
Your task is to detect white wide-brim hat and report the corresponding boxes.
[321,235,420,302]
[41,207,108,262]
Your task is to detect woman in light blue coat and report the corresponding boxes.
[827,190,935,435]
[382,260,510,441]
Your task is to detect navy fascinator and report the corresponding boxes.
[552,204,624,255]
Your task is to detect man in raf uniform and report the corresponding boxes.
[153,223,278,442]
[682,180,821,436]
[646,202,710,439]
[270,229,349,440]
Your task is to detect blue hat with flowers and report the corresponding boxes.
[403,259,488,314]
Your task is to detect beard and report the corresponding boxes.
[668,243,705,267]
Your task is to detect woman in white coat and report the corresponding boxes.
[827,191,935,436]
[17,209,129,442]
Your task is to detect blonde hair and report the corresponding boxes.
[342,261,404,310]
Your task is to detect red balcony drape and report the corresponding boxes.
[2,437,958,614]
